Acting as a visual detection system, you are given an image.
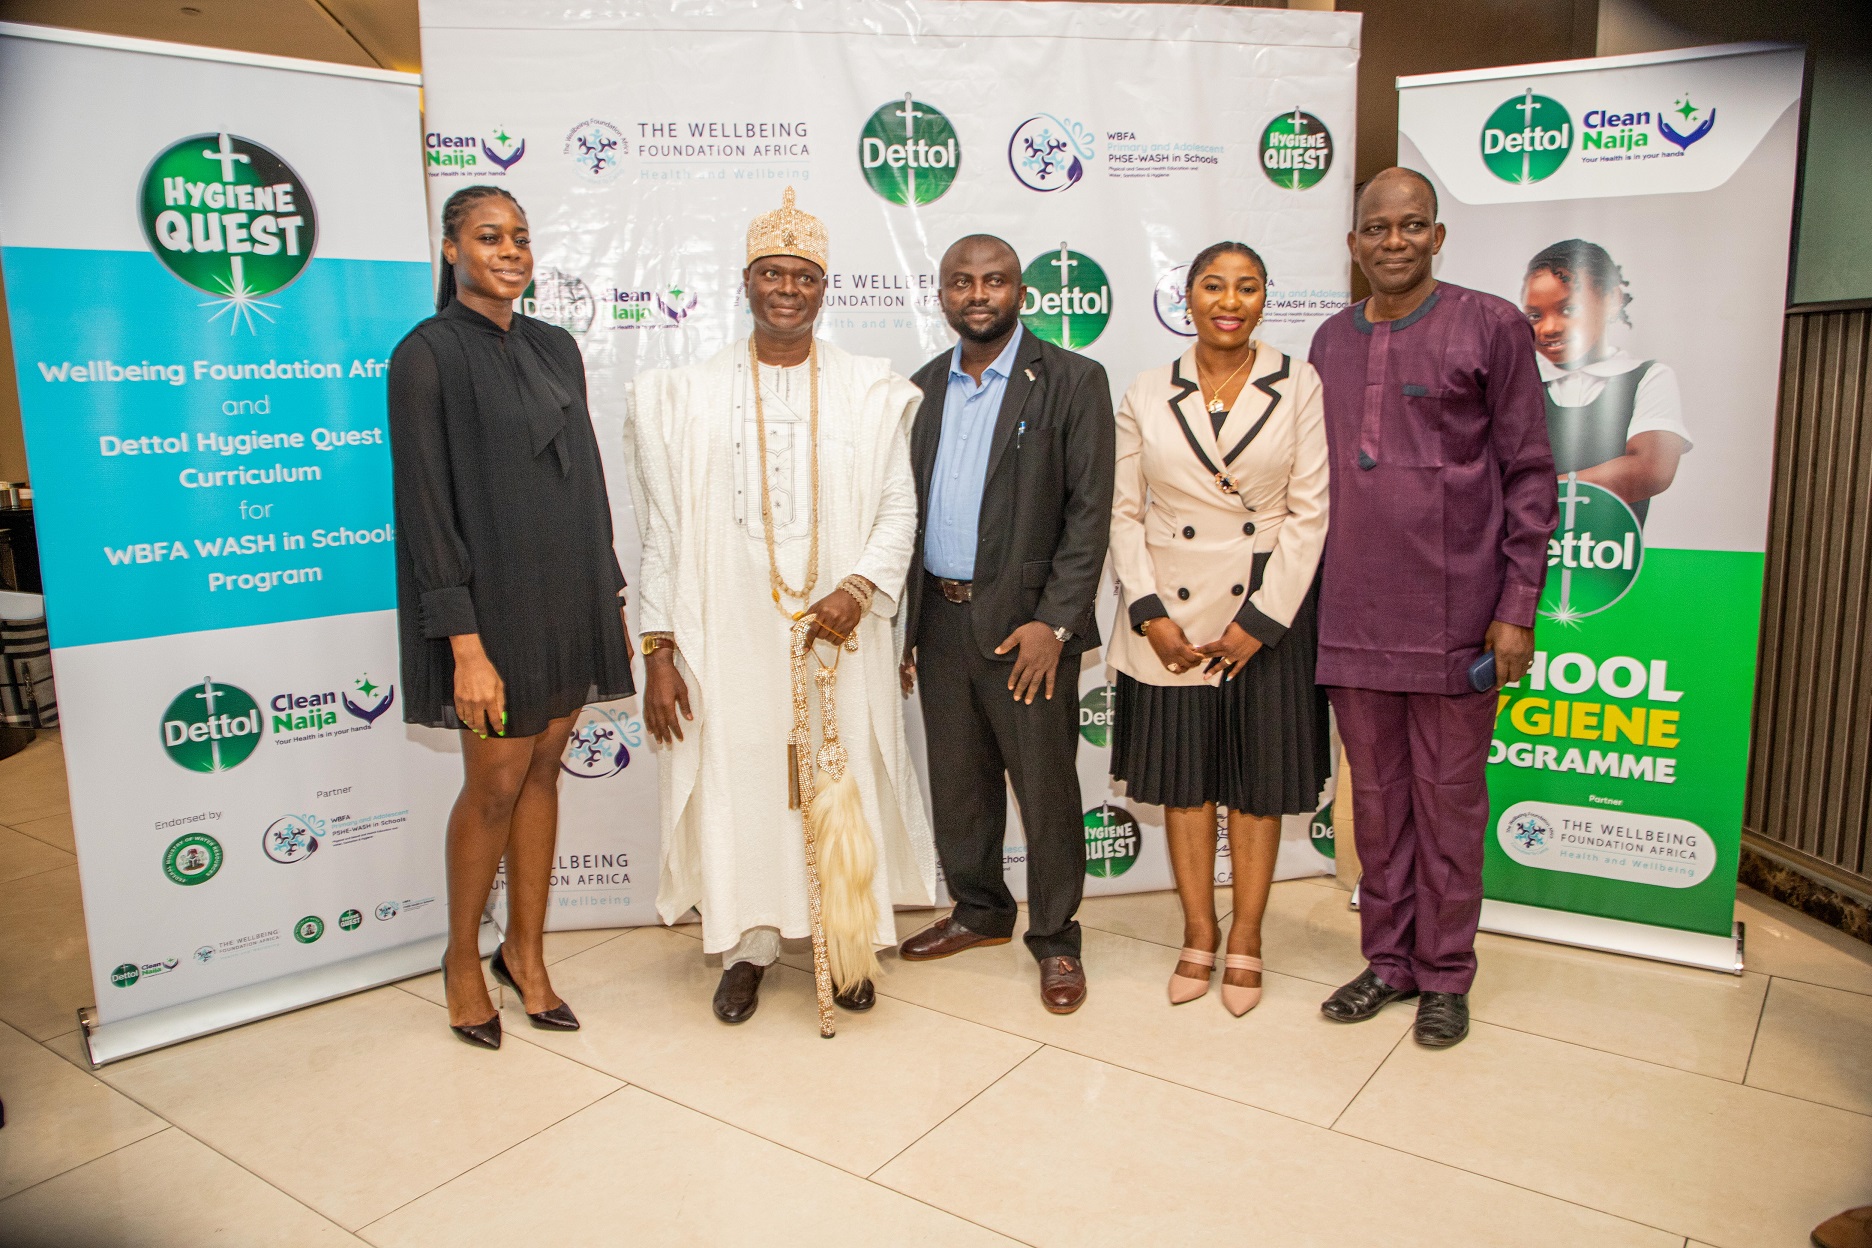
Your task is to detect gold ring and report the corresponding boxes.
[1167,663,1180,673]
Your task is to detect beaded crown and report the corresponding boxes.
[746,186,828,272]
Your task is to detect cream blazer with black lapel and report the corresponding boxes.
[1108,343,1330,688]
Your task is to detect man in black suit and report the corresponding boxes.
[897,235,1114,1014]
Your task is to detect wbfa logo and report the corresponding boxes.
[1083,804,1141,878]
[859,95,960,205]
[140,133,317,331]
[1260,109,1333,190]
[1541,476,1643,624]
[1021,243,1111,349]
[162,679,262,772]
[1482,90,1573,184]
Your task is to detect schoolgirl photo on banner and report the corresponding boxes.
[418,0,1363,923]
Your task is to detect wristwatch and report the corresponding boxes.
[641,633,675,657]
[1051,625,1073,643]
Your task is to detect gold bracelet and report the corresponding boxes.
[837,574,875,616]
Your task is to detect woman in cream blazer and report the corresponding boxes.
[1109,242,1331,1017]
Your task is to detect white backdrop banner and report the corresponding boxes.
[418,0,1358,926]
[0,25,462,1062]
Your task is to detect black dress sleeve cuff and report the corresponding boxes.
[1234,599,1288,647]
[420,586,478,639]
[1128,593,1169,634]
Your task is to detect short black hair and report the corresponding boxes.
[1527,238,1632,325]
[1185,241,1267,298]
[1352,168,1438,225]
[942,233,1021,272]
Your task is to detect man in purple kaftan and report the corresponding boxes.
[1310,168,1557,1048]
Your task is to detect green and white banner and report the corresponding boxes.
[1399,43,1803,969]
[0,25,463,1061]
[418,0,1362,914]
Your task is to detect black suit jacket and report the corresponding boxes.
[902,330,1116,663]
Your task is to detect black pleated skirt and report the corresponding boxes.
[1111,584,1331,815]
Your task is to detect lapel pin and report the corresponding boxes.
[1024,367,1036,382]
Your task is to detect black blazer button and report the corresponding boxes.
[1182,526,1195,539]
[1177,587,1190,601]
[1231,584,1244,596]
[1242,521,1256,535]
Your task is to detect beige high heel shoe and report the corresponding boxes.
[1168,947,1218,1004]
[1221,954,1264,1017]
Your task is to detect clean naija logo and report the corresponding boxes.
[1084,804,1141,878]
[140,133,317,332]
[1541,476,1643,624]
[1008,114,1094,192]
[1021,243,1111,349]
[1260,108,1334,190]
[859,95,960,205]
[1481,90,1573,184]
[162,679,262,772]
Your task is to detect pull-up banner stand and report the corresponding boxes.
[1397,43,1803,971]
[0,24,468,1064]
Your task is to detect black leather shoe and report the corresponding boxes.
[1320,968,1417,1023]
[1414,992,1470,1048]
[713,961,765,1024]
[440,954,501,1050]
[489,945,580,1031]
[834,978,876,1012]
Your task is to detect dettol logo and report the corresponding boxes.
[140,133,317,331]
[859,95,961,205]
[161,679,262,772]
[1021,243,1111,349]
[1481,90,1573,184]
[1540,476,1643,624]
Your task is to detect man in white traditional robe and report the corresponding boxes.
[626,188,937,1023]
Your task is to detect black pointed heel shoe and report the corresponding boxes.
[440,954,502,1049]
[489,944,581,1031]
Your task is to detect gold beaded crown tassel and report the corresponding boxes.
[746,185,829,273]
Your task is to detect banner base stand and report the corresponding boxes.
[78,920,500,1068]
[1350,885,1744,975]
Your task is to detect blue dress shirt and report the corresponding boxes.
[923,326,1024,580]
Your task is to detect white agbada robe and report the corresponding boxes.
[626,337,937,956]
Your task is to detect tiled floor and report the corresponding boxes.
[2,729,1870,1247]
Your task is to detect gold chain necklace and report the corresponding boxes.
[1197,345,1255,415]
[750,336,820,616]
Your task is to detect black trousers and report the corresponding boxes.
[917,582,1085,961]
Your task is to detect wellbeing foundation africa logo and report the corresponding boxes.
[859,95,960,205]
[140,133,318,332]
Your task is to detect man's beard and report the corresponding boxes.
[951,305,1020,344]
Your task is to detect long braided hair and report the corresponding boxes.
[435,185,525,313]
[1525,238,1632,327]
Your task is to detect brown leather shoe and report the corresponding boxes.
[712,961,764,1024]
[1039,956,1087,1014]
[898,914,1012,962]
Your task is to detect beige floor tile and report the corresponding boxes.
[86,985,621,1230]
[876,1045,1676,1248]
[1076,885,1233,947]
[0,735,71,826]
[0,1128,363,1247]
[0,1019,165,1199]
[1747,977,1872,1115]
[1469,933,1769,1080]
[1738,888,1872,997]
[506,926,1037,1175]
[395,926,636,1008]
[1335,1020,1872,1248]
[7,811,75,854]
[1258,878,1368,988]
[360,1085,1016,1247]
[869,918,1412,1126]
[0,865,95,1040]
[0,823,72,883]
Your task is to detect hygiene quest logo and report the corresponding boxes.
[1541,477,1643,624]
[1481,90,1573,184]
[1259,108,1334,189]
[426,127,525,175]
[1021,243,1111,349]
[859,95,960,205]
[139,132,318,332]
[1083,804,1141,878]
[161,679,262,771]
[1008,114,1094,192]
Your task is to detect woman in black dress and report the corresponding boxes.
[389,186,635,1048]
[1107,242,1331,1017]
